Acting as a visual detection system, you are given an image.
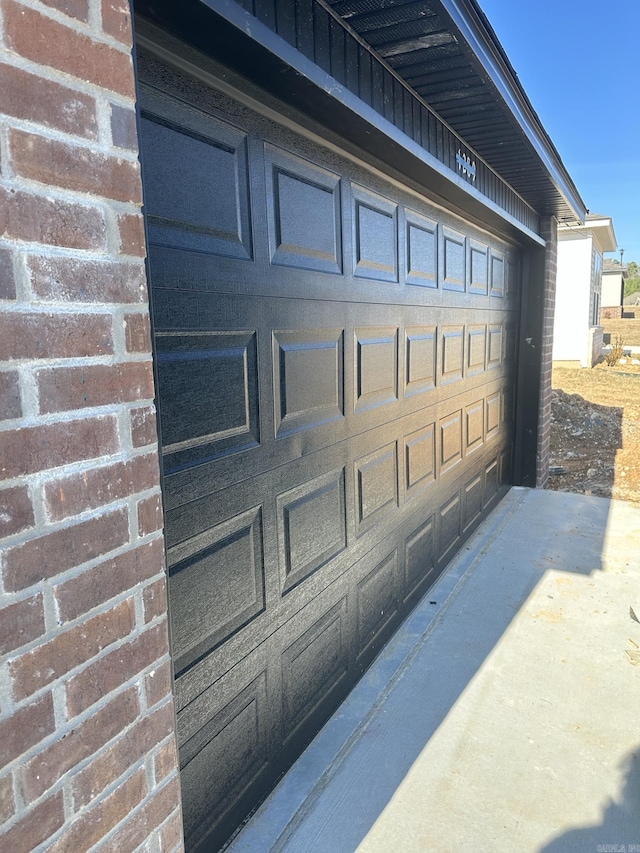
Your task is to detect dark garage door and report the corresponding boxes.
[138,51,521,852]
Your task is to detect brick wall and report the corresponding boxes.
[601,305,623,320]
[536,215,558,488]
[0,1,183,851]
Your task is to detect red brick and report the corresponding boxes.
[37,360,155,414]
[142,577,167,624]
[41,0,89,22]
[130,405,158,448]
[145,660,173,709]
[46,453,160,521]
[3,1,135,98]
[10,598,135,700]
[111,104,138,151]
[0,415,118,481]
[97,776,181,853]
[21,687,140,802]
[10,129,142,204]
[48,768,147,853]
[0,593,45,655]
[66,621,169,716]
[125,313,151,353]
[55,539,166,623]
[0,790,64,853]
[0,186,105,250]
[102,0,133,46]
[159,809,184,853]
[0,247,16,300]
[0,692,55,767]
[28,255,147,304]
[118,212,146,257]
[138,493,163,538]
[3,507,129,592]
[0,312,112,360]
[0,370,21,420]
[72,701,175,809]
[154,738,178,784]
[0,773,15,823]
[0,62,97,139]
[0,485,34,538]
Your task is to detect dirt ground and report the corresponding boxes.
[549,362,640,506]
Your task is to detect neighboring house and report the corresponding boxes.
[0,1,587,852]
[552,214,617,367]
[601,259,627,319]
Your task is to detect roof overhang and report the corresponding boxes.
[327,0,587,224]
[133,0,586,238]
[558,215,617,254]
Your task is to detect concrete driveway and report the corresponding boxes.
[228,488,640,853]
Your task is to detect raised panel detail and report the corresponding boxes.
[488,325,503,369]
[442,226,465,292]
[168,508,265,675]
[439,492,461,559]
[406,210,437,287]
[440,410,462,474]
[463,474,483,532]
[179,674,268,851]
[352,185,398,282]
[156,332,259,474]
[405,423,435,494]
[266,146,341,273]
[441,325,464,385]
[405,326,436,397]
[355,327,398,412]
[465,400,484,455]
[467,325,486,376]
[486,392,500,438]
[404,516,435,599]
[357,551,398,658]
[490,250,505,297]
[484,458,499,504]
[469,240,488,295]
[277,469,347,594]
[282,599,348,743]
[356,442,398,533]
[274,329,344,436]
[140,110,251,259]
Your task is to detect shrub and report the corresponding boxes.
[605,335,625,366]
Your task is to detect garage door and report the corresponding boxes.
[138,52,521,852]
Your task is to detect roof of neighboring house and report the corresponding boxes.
[603,259,628,277]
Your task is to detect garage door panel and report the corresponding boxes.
[155,330,260,474]
[276,466,348,595]
[147,237,520,314]
[356,549,400,662]
[168,506,266,676]
[157,324,516,513]
[265,143,343,274]
[405,208,438,287]
[351,183,399,282]
[140,60,522,852]
[281,596,350,744]
[273,328,345,437]
[139,90,253,262]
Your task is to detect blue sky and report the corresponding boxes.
[478,0,640,265]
